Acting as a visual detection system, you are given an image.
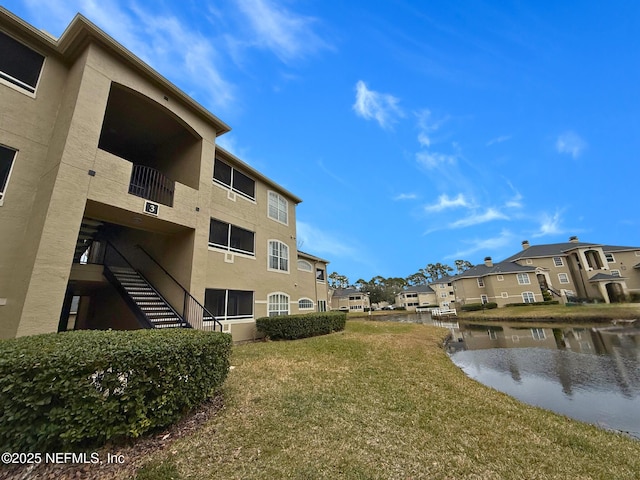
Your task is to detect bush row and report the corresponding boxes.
[461,302,498,311]
[0,329,232,452]
[504,300,560,307]
[256,311,347,340]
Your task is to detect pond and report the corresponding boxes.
[373,313,640,439]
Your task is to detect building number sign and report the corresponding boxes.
[144,201,159,216]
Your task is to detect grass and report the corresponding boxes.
[458,302,640,322]
[137,320,640,479]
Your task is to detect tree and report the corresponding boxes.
[406,272,428,286]
[328,272,349,289]
[454,259,474,273]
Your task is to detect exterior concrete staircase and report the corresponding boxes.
[107,266,187,329]
[74,219,103,263]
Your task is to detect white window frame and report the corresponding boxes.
[501,292,508,298]
[605,253,615,263]
[298,298,314,310]
[268,191,288,225]
[317,300,327,312]
[610,270,621,277]
[268,240,289,273]
[0,31,45,97]
[558,273,570,284]
[297,259,313,272]
[0,145,17,206]
[553,256,564,267]
[517,273,531,285]
[212,158,256,201]
[480,294,489,304]
[208,218,255,256]
[268,293,290,316]
[497,275,504,281]
[522,291,535,303]
[526,259,533,265]
[477,277,485,288]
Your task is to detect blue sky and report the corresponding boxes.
[6,0,639,283]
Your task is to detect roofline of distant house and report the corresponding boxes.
[0,7,231,136]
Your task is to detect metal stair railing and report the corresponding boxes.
[133,245,223,332]
[100,241,185,329]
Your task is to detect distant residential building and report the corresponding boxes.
[396,285,437,311]
[330,288,371,312]
[430,276,457,308]
[449,237,640,307]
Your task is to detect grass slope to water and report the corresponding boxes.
[139,321,640,479]
[458,303,640,322]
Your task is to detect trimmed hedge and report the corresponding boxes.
[461,302,498,311]
[504,300,560,307]
[0,329,231,452]
[256,311,347,340]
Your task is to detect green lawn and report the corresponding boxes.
[138,320,640,479]
[458,302,640,322]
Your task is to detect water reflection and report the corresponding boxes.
[371,313,640,438]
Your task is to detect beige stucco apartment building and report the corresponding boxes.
[395,285,437,311]
[449,237,640,308]
[0,8,329,341]
[330,288,371,312]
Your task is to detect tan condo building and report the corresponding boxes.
[0,8,330,342]
[449,237,640,308]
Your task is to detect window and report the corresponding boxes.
[501,292,508,298]
[317,300,327,312]
[605,253,615,263]
[298,298,314,310]
[477,278,485,287]
[558,273,570,284]
[517,273,531,285]
[526,259,533,265]
[0,31,45,95]
[268,240,289,272]
[349,295,362,301]
[213,158,255,199]
[268,293,290,316]
[531,328,546,340]
[440,293,447,298]
[316,269,325,282]
[205,289,253,320]
[611,270,621,277]
[553,257,564,267]
[209,219,255,255]
[297,260,312,272]
[268,191,288,224]
[522,292,535,303]
[349,305,363,310]
[481,294,488,304]
[0,145,17,204]
[497,275,504,281]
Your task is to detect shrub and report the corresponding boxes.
[461,302,497,311]
[256,311,346,340]
[0,329,231,452]
[504,300,560,307]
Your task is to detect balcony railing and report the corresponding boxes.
[129,164,174,207]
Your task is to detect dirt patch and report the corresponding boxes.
[0,394,224,480]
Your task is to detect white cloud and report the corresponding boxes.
[353,81,404,129]
[445,229,514,259]
[393,193,418,201]
[450,208,509,228]
[556,131,587,158]
[416,151,458,169]
[22,0,236,110]
[296,221,357,257]
[532,210,564,238]
[425,193,471,212]
[486,135,511,146]
[415,109,449,148]
[235,0,330,63]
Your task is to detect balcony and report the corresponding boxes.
[128,164,174,207]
